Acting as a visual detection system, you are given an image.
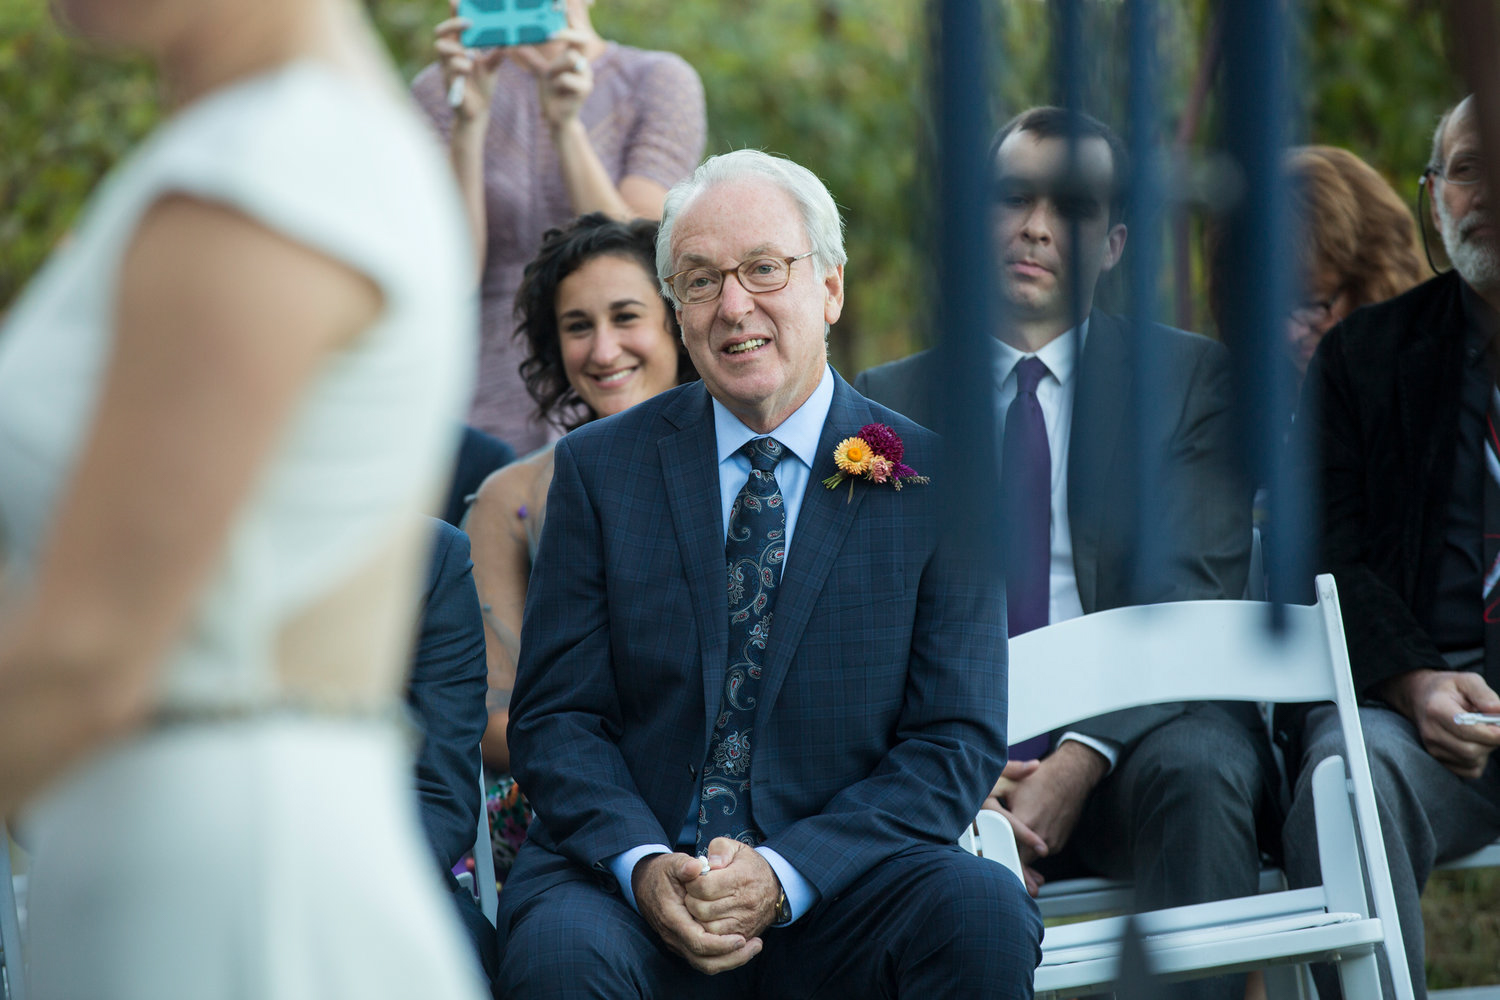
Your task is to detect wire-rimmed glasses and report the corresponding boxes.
[1426,155,1486,187]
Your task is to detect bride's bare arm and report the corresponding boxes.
[0,194,381,812]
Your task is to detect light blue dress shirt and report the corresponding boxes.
[608,365,834,923]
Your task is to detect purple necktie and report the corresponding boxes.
[1002,356,1052,761]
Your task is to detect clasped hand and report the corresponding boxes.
[631,838,781,975]
[981,742,1109,897]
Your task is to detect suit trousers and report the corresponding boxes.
[1043,703,1272,1000]
[1282,705,1500,1000]
[495,842,1042,999]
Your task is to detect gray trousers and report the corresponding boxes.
[1050,703,1273,1000]
[1282,704,1500,1000]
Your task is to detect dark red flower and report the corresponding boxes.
[858,422,904,463]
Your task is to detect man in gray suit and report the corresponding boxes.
[857,107,1264,1000]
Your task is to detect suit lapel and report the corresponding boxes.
[755,373,871,724]
[1068,312,1130,613]
[657,384,732,745]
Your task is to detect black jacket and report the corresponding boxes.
[1303,269,1473,698]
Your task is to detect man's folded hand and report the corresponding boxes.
[632,851,762,974]
[682,837,781,939]
[985,743,1108,866]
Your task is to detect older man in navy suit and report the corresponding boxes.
[495,149,1042,997]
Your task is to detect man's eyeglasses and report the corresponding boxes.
[666,252,814,305]
[1424,156,1486,187]
[1416,155,1489,274]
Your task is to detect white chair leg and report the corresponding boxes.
[474,766,498,926]
[1335,950,1384,1000]
[1310,756,1369,918]
[971,809,1024,884]
[1263,963,1310,1000]
[0,825,25,1000]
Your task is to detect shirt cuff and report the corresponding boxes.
[608,844,672,912]
[755,846,819,924]
[1058,731,1120,772]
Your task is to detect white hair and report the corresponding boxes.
[655,149,847,305]
[1429,95,1472,172]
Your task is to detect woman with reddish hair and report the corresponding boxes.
[1281,145,1427,373]
[1211,144,1425,379]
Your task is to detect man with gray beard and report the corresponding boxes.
[1282,94,1500,999]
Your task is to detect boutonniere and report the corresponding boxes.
[822,422,930,501]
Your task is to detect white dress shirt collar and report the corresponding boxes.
[711,363,835,471]
[991,317,1090,390]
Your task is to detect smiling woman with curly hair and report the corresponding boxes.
[461,211,696,884]
[514,213,696,432]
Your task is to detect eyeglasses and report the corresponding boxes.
[1423,156,1486,187]
[665,252,813,304]
[1288,289,1344,329]
[1289,300,1335,328]
[1416,158,1488,276]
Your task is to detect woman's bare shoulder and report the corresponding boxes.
[470,446,554,519]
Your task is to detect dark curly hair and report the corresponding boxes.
[515,213,695,431]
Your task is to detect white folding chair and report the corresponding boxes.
[1,824,25,1000]
[472,766,498,926]
[454,765,500,928]
[961,574,1414,1000]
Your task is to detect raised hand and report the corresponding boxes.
[509,29,594,131]
[433,1,506,124]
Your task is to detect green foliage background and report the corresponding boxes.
[0,0,1495,984]
[0,0,1465,368]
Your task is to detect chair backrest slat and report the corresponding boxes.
[1007,598,1333,744]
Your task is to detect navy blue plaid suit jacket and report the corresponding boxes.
[504,371,1008,912]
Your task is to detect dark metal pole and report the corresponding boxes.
[931,0,1000,562]
[1447,0,1500,200]
[1127,0,1169,601]
[1171,10,1223,332]
[1220,0,1305,626]
[1057,0,1088,337]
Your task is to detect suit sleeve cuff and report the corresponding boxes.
[608,844,672,912]
[755,846,819,924]
[1059,731,1120,773]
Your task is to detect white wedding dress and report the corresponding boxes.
[0,61,485,999]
